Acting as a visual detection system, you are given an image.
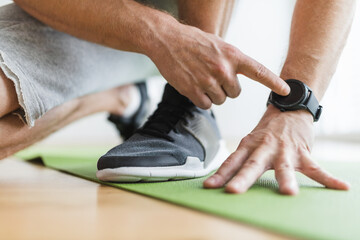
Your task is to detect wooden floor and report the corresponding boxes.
[0,157,289,240]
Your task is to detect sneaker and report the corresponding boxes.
[108,82,150,140]
[97,84,229,182]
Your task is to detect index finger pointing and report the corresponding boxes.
[236,53,290,96]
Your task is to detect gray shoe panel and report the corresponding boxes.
[97,84,222,170]
[181,108,221,168]
[98,155,180,169]
[97,126,205,169]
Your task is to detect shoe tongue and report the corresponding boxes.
[137,84,195,138]
[162,84,193,106]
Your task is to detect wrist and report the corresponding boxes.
[266,104,314,123]
[280,62,329,101]
[140,13,181,58]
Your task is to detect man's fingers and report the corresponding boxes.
[222,76,241,99]
[301,156,350,190]
[274,152,299,195]
[225,147,269,194]
[185,88,212,109]
[236,52,290,96]
[204,147,249,189]
[204,82,227,105]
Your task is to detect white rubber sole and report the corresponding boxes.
[96,140,229,182]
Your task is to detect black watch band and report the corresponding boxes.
[305,90,323,122]
[267,79,323,122]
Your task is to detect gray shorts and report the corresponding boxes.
[0,2,177,127]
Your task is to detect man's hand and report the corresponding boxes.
[16,0,289,109]
[204,105,350,195]
[146,24,290,109]
[204,0,355,195]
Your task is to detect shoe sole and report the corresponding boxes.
[96,140,229,182]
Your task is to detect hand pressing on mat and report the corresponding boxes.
[204,0,355,195]
[204,104,351,195]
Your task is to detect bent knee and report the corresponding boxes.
[0,69,20,118]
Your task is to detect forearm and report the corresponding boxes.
[281,0,356,99]
[14,0,288,109]
[14,0,178,54]
[178,0,235,37]
[205,0,355,195]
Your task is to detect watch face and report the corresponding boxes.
[273,80,307,107]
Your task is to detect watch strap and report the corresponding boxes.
[305,90,322,122]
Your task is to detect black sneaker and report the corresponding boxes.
[108,82,150,140]
[97,84,229,182]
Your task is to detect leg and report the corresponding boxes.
[0,69,20,118]
[0,74,134,160]
[0,3,157,127]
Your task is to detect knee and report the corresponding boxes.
[0,69,20,118]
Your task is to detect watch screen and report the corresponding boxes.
[274,81,305,106]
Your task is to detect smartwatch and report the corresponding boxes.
[267,79,323,122]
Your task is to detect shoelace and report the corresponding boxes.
[136,101,194,142]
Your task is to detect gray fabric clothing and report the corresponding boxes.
[0,2,175,127]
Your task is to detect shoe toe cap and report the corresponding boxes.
[97,154,183,170]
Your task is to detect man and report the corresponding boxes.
[0,0,354,195]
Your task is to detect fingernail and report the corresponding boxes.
[232,183,241,190]
[205,177,216,185]
[284,84,291,95]
[343,181,351,189]
[227,182,243,193]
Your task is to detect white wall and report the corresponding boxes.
[1,0,359,145]
[0,0,10,5]
[316,4,360,136]
[217,0,360,140]
[214,0,297,140]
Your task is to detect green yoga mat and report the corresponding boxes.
[16,146,360,240]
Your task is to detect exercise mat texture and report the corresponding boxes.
[16,146,360,240]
